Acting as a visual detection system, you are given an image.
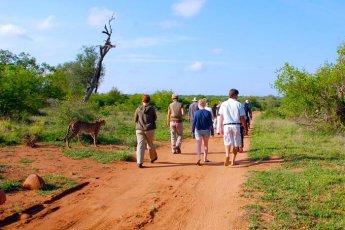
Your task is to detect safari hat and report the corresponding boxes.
[172,93,178,99]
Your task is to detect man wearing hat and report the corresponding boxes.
[188,97,199,127]
[244,99,253,132]
[167,94,184,154]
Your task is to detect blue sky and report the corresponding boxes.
[1,0,344,96]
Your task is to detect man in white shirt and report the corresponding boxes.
[219,89,247,166]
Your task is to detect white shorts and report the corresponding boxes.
[223,125,241,146]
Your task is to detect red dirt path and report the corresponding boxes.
[0,113,276,229]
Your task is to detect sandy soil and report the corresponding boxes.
[0,113,277,230]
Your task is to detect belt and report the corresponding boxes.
[223,123,241,126]
[171,120,182,123]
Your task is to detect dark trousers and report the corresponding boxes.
[240,126,244,148]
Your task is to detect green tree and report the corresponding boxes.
[273,43,345,131]
[56,46,102,97]
[0,65,45,119]
[0,49,57,119]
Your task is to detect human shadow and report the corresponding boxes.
[143,161,197,168]
[180,151,225,155]
[227,157,285,168]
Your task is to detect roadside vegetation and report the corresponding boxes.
[244,43,345,229]
[245,115,345,229]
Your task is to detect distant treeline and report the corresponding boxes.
[0,47,280,121]
[0,47,282,146]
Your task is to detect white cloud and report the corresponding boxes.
[172,0,206,18]
[0,24,30,39]
[185,61,204,72]
[37,15,55,30]
[157,20,182,29]
[211,48,224,55]
[87,7,114,27]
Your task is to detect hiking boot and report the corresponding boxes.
[224,156,230,166]
[138,163,143,168]
[151,156,158,163]
[176,147,181,154]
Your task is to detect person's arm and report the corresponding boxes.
[219,114,224,135]
[209,112,214,136]
[153,107,157,122]
[188,105,191,122]
[134,108,138,123]
[167,106,171,127]
[191,112,196,138]
[181,107,185,116]
[240,116,247,135]
[239,104,247,134]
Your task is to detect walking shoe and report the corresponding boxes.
[151,156,158,163]
[176,147,181,154]
[224,156,230,166]
[138,163,143,168]
[196,160,201,166]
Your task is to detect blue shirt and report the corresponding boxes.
[192,109,214,135]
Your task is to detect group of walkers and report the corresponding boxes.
[134,89,252,168]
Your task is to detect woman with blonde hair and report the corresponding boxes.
[191,99,214,165]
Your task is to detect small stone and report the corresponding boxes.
[20,213,31,220]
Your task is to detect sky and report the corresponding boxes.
[1,0,345,96]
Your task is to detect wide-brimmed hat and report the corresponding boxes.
[192,97,197,102]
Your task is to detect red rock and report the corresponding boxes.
[22,174,45,190]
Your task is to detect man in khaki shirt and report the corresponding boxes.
[167,94,184,154]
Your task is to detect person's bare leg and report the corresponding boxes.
[224,145,230,166]
[231,146,238,165]
[203,136,209,162]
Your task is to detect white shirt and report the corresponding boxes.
[219,98,245,124]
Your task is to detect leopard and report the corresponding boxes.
[65,120,106,148]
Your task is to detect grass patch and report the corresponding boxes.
[0,180,23,192]
[63,148,134,163]
[244,115,345,229]
[38,174,77,196]
[19,158,35,164]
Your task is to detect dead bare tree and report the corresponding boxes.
[83,15,116,103]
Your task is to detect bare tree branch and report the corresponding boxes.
[83,14,116,103]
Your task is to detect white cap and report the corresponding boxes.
[245,100,249,103]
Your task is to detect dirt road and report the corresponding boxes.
[4,119,258,230]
